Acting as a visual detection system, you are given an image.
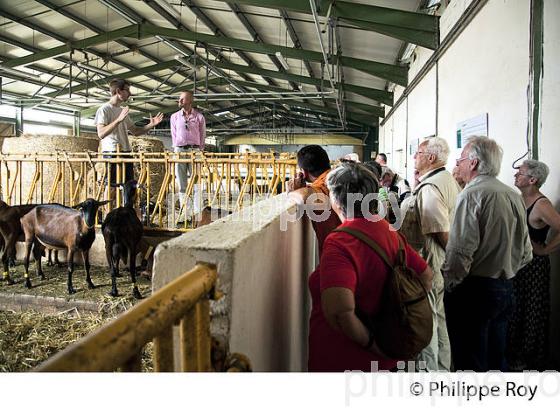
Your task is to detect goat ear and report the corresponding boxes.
[72,201,84,209]
[97,200,112,206]
[110,183,123,188]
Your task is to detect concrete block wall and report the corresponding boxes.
[152,194,316,371]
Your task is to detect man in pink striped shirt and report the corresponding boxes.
[170,91,206,219]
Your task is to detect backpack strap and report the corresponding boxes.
[395,233,407,268]
[334,227,402,269]
[412,167,446,196]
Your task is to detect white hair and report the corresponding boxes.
[523,159,549,187]
[327,162,379,218]
[423,136,450,163]
[466,136,503,177]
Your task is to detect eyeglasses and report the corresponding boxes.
[415,151,430,156]
[515,172,532,177]
[455,156,469,166]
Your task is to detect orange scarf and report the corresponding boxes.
[310,170,330,196]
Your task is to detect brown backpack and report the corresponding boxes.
[334,227,433,360]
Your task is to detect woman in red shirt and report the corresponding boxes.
[308,162,432,372]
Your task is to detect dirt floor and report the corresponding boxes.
[0,262,152,301]
[0,262,153,372]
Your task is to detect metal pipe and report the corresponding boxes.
[309,0,344,127]
[75,62,112,77]
[128,90,337,99]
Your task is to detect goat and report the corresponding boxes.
[0,201,40,284]
[46,249,62,267]
[102,180,143,299]
[20,199,109,293]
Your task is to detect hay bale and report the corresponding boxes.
[130,136,165,199]
[2,134,99,154]
[0,122,15,137]
[2,135,99,204]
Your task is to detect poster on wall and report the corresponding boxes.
[456,113,488,148]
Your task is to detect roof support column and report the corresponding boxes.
[16,104,23,137]
[529,0,544,160]
[73,112,81,137]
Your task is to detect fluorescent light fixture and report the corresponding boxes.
[174,55,197,70]
[207,66,224,78]
[215,111,231,117]
[76,62,111,77]
[155,0,181,20]
[0,66,41,81]
[400,43,417,63]
[98,0,137,23]
[20,51,69,66]
[158,37,187,56]
[226,85,244,95]
[275,52,290,71]
[228,83,244,93]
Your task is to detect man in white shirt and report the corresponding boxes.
[95,79,163,184]
[400,136,459,371]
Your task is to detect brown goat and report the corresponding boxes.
[20,199,109,293]
[0,201,40,284]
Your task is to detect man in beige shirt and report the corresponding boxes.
[442,136,532,371]
[401,136,459,371]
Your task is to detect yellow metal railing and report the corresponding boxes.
[35,263,219,372]
[0,151,297,230]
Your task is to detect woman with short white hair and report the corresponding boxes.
[508,159,560,370]
[307,161,432,371]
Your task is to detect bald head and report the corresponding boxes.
[178,91,194,111]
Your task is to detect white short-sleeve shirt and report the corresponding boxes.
[94,103,133,151]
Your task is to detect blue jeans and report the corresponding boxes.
[444,276,515,371]
[103,152,134,185]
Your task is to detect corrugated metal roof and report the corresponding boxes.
[0,0,438,138]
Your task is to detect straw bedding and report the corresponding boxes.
[0,310,154,372]
[0,263,152,372]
